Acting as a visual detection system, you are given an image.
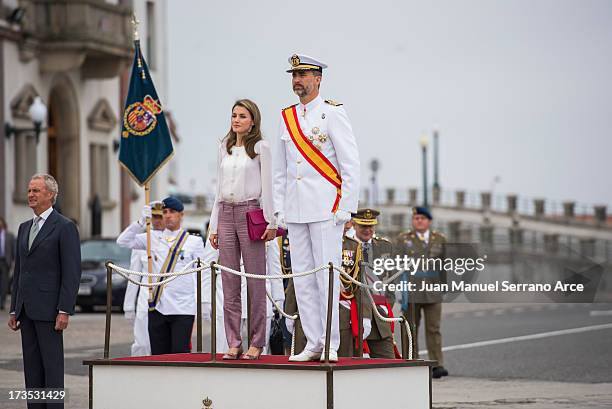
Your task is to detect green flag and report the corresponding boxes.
[119,40,173,186]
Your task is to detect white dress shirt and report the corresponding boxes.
[32,206,54,231]
[209,139,276,234]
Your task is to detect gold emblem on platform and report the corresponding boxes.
[202,396,213,409]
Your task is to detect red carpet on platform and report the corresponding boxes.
[112,353,411,367]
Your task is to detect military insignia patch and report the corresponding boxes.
[290,54,301,67]
[122,95,163,137]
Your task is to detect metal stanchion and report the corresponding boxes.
[103,262,112,359]
[210,261,217,361]
[196,258,202,353]
[400,318,409,360]
[323,262,334,363]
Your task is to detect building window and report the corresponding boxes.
[89,143,110,202]
[13,134,37,202]
[146,1,156,69]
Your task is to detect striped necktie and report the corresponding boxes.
[28,216,41,250]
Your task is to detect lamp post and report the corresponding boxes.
[419,134,429,208]
[433,127,440,191]
[5,96,48,143]
[369,158,379,206]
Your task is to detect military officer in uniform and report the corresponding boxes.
[123,201,165,356]
[396,206,448,377]
[338,226,372,357]
[352,208,397,359]
[273,54,360,362]
[117,197,206,355]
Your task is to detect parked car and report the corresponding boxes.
[76,238,132,312]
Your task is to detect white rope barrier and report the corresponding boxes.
[108,258,413,359]
[334,266,413,359]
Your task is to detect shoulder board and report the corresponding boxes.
[432,231,446,239]
[325,99,343,106]
[343,235,359,246]
[282,103,297,111]
[373,235,391,244]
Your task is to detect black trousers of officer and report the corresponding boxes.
[20,307,64,409]
[148,310,194,355]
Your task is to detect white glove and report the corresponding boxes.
[138,205,152,226]
[201,303,212,320]
[124,310,135,322]
[275,212,287,229]
[285,318,294,334]
[363,318,372,339]
[333,210,351,226]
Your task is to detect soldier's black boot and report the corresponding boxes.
[432,366,449,378]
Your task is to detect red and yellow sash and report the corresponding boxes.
[282,105,341,213]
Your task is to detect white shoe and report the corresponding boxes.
[320,350,338,362]
[289,350,322,362]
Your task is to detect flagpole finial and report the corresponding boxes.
[131,14,140,41]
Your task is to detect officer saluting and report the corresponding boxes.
[117,196,205,355]
[273,54,360,362]
[396,206,448,378]
[352,208,397,359]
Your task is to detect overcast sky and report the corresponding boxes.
[165,0,612,208]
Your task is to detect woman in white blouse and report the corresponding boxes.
[209,99,277,360]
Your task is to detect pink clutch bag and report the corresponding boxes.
[246,209,286,241]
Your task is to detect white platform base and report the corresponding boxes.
[86,354,432,409]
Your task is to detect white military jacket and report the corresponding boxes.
[273,95,360,223]
[117,222,206,316]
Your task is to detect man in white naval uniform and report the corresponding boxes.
[273,54,360,362]
[117,197,206,355]
[123,201,165,356]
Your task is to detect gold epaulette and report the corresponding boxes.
[325,99,343,106]
[373,235,391,243]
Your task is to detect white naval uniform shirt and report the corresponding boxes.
[117,222,206,315]
[273,95,360,223]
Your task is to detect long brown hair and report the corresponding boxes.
[224,99,262,159]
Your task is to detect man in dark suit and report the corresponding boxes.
[7,174,81,409]
[0,216,16,310]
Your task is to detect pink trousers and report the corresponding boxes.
[218,200,267,348]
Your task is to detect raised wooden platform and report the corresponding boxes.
[84,353,433,409]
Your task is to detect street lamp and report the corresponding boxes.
[419,134,429,208]
[432,126,440,191]
[369,158,380,206]
[5,96,48,144]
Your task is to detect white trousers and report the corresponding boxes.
[131,311,151,356]
[287,220,343,353]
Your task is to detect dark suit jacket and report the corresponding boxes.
[10,209,82,322]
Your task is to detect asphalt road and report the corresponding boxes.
[417,303,612,383]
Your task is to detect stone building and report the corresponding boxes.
[0,0,177,237]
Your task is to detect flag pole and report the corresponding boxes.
[145,182,153,300]
[130,14,153,300]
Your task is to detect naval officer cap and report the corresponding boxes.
[352,208,380,226]
[287,53,328,73]
[412,206,433,220]
[162,196,184,212]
